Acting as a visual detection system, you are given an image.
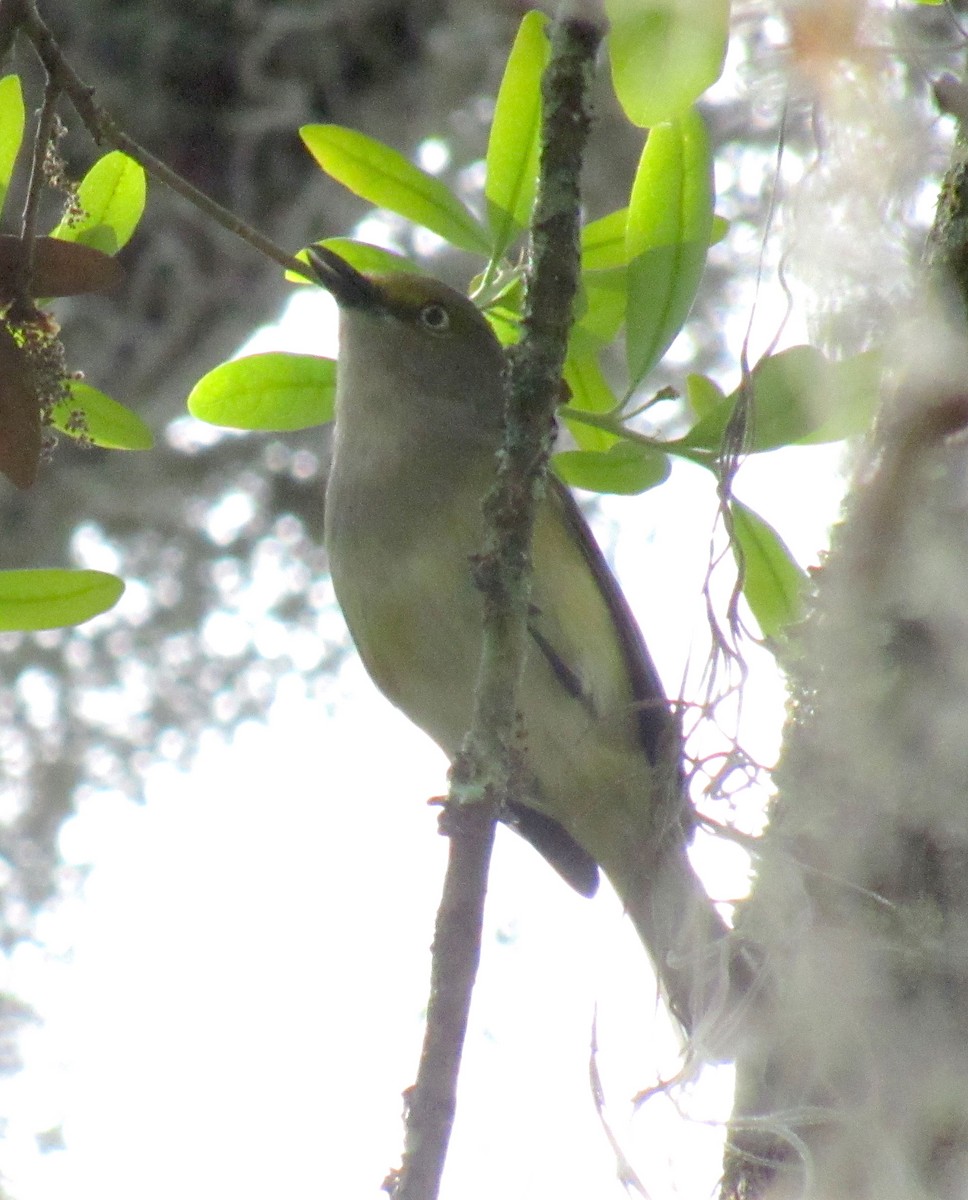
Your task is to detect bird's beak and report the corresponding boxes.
[306,245,384,311]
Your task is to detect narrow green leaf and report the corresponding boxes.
[576,266,626,346]
[730,501,807,639]
[484,305,522,346]
[477,272,525,344]
[50,381,153,450]
[49,152,145,254]
[625,110,713,386]
[288,238,420,284]
[476,270,524,312]
[188,352,337,431]
[582,206,724,269]
[301,124,491,255]
[605,0,730,126]
[0,75,25,218]
[485,10,549,260]
[582,209,629,269]
[0,568,124,631]
[563,348,618,450]
[554,441,670,494]
[682,346,881,453]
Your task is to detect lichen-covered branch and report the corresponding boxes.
[388,16,603,1200]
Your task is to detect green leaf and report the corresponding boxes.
[625,110,713,386]
[49,151,145,254]
[289,238,420,284]
[730,501,807,639]
[485,11,549,260]
[682,346,881,452]
[0,75,25,218]
[301,124,491,255]
[576,266,627,346]
[0,568,124,631]
[582,209,629,269]
[582,206,724,269]
[187,352,337,431]
[476,270,524,311]
[605,0,730,126]
[797,349,881,444]
[686,373,727,421]
[50,381,153,450]
[554,441,670,494]
[484,305,522,345]
[562,348,618,450]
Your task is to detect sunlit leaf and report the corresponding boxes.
[562,348,618,450]
[605,0,730,126]
[50,381,153,450]
[188,352,337,431]
[485,10,550,260]
[484,305,521,345]
[0,568,125,631]
[49,151,146,254]
[582,209,628,270]
[730,500,807,639]
[625,110,713,386]
[474,271,525,344]
[0,75,25,218]
[554,440,670,494]
[576,266,626,346]
[583,206,725,270]
[477,270,524,312]
[289,238,420,284]
[301,124,491,255]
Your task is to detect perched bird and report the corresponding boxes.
[311,246,736,1039]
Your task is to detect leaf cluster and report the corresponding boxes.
[189,8,879,640]
[0,74,150,630]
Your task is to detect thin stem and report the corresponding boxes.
[17,0,315,283]
[14,75,58,302]
[559,404,715,468]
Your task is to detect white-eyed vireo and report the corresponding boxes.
[311,246,736,1039]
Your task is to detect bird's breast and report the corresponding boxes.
[325,458,488,757]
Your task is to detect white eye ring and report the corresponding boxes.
[418,303,450,333]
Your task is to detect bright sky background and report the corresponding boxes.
[0,265,846,1198]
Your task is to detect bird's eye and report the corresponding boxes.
[418,303,450,333]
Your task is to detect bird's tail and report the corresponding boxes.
[620,847,750,1058]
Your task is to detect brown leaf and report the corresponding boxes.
[0,236,124,302]
[0,324,40,489]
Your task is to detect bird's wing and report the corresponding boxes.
[528,475,678,767]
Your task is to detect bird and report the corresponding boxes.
[310,244,738,1041]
